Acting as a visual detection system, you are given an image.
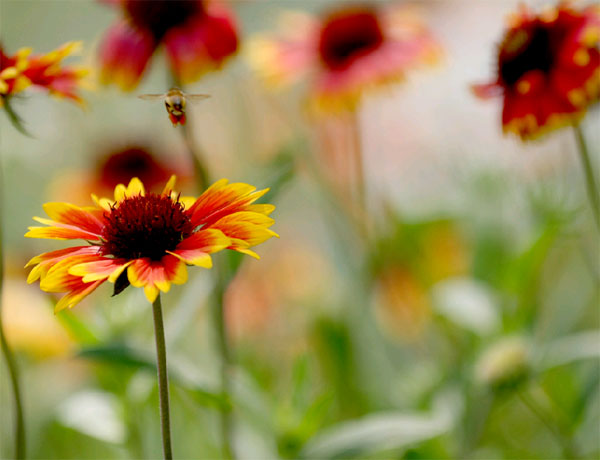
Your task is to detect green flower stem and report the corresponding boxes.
[519,388,576,459]
[0,154,26,460]
[573,123,600,231]
[152,294,173,460]
[213,262,234,460]
[169,75,209,192]
[170,74,235,458]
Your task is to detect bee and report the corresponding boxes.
[138,87,210,126]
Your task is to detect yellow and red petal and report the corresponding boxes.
[164,7,238,84]
[211,211,279,250]
[68,258,132,283]
[187,179,270,228]
[98,20,156,91]
[127,255,188,302]
[168,228,231,267]
[54,279,104,313]
[26,222,102,241]
[40,253,105,292]
[42,202,104,235]
[25,246,101,283]
[113,176,145,203]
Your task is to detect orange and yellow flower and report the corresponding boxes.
[98,0,238,90]
[26,176,277,311]
[473,2,600,140]
[247,4,439,112]
[0,41,88,107]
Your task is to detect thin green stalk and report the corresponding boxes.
[169,75,209,192]
[573,123,600,231]
[152,295,173,460]
[0,152,26,459]
[213,262,234,460]
[519,389,576,459]
[170,74,235,458]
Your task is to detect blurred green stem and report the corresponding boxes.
[213,261,235,460]
[519,388,576,458]
[170,75,209,192]
[349,110,366,217]
[573,124,600,231]
[0,155,26,459]
[152,295,173,460]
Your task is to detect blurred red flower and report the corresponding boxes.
[0,42,87,107]
[247,5,439,112]
[98,0,238,90]
[473,2,600,140]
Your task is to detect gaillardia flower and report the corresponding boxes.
[247,5,439,112]
[99,0,238,90]
[26,176,277,311]
[473,2,600,139]
[0,41,88,106]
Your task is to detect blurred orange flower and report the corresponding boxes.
[247,4,439,112]
[98,0,238,90]
[26,176,277,310]
[473,2,600,140]
[0,41,88,107]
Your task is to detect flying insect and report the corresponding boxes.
[138,87,210,126]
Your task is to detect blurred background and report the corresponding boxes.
[1,0,599,458]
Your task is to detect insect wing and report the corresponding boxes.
[184,93,211,104]
[138,94,166,101]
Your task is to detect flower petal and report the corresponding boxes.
[54,279,104,313]
[98,20,156,91]
[169,228,230,267]
[69,258,132,283]
[127,255,188,303]
[42,202,104,235]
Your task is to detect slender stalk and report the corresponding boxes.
[519,389,576,459]
[213,262,234,460]
[169,75,209,192]
[348,110,366,217]
[152,295,173,460]
[573,123,600,231]
[170,74,235,458]
[0,153,26,459]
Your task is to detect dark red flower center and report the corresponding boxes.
[318,9,384,70]
[101,193,194,261]
[499,21,569,86]
[125,0,203,41]
[98,147,169,191]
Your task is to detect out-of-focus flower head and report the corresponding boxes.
[475,336,530,389]
[370,217,469,342]
[98,0,239,90]
[0,41,88,107]
[473,2,600,140]
[2,277,72,358]
[247,4,440,112]
[26,176,277,311]
[48,143,193,206]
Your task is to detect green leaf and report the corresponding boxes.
[299,411,452,459]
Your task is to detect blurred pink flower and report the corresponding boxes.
[98,0,238,90]
[247,4,440,112]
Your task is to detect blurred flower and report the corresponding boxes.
[473,2,600,140]
[225,242,332,342]
[373,267,430,342]
[98,0,238,90]
[2,278,72,358]
[247,5,439,112]
[370,218,469,342]
[0,41,88,107]
[26,176,277,310]
[475,336,530,388]
[48,144,190,205]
